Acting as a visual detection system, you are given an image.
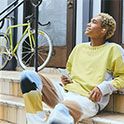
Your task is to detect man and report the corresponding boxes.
[20,13,124,124]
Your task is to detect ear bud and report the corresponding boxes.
[103,29,106,31]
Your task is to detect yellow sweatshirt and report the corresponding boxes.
[64,42,124,101]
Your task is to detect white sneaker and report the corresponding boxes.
[47,103,74,124]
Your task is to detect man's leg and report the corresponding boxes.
[47,100,81,124]
[63,100,83,123]
[47,103,74,124]
[40,74,60,108]
[20,70,61,124]
[47,92,99,124]
[38,75,75,124]
[20,70,46,124]
[20,70,75,124]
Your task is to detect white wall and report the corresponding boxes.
[92,0,101,17]
[39,0,67,46]
[17,0,23,41]
[76,0,83,44]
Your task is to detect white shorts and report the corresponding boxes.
[51,79,99,120]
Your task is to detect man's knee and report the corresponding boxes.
[20,77,37,94]
[20,70,41,94]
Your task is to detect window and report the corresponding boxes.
[76,0,101,44]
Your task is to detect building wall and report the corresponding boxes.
[0,0,8,31]
[38,0,67,46]
[1,0,124,45]
[76,0,83,44]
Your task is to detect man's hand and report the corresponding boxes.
[89,87,102,102]
[61,75,72,85]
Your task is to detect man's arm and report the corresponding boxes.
[90,46,124,102]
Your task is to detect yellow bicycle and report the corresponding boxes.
[0,15,52,71]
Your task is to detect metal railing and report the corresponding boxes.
[0,0,24,27]
[0,0,42,71]
[31,0,42,71]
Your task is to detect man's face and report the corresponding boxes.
[85,16,106,39]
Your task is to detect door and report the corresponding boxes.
[101,0,123,45]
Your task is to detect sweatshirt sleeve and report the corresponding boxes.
[98,45,124,95]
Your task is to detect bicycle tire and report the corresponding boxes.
[0,32,10,70]
[17,30,52,71]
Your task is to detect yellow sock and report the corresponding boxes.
[23,90,43,113]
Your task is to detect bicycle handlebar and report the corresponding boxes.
[30,0,42,7]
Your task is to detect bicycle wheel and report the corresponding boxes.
[17,30,52,71]
[0,33,10,70]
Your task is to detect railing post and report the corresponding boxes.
[34,6,39,72]
[30,0,42,72]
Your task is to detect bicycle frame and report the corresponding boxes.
[4,22,35,57]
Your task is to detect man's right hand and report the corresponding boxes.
[89,87,102,102]
[61,75,72,85]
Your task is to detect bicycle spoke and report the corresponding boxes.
[39,51,48,56]
[23,53,34,66]
[22,51,32,60]
[38,35,48,45]
[38,49,49,58]
[3,55,7,61]
[23,39,31,47]
[22,50,32,54]
[22,46,32,51]
[38,50,48,56]
[40,40,49,46]
[38,53,45,62]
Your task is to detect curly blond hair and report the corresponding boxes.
[98,13,116,40]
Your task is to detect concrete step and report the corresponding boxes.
[80,112,124,124]
[0,91,124,124]
[0,78,22,97]
[0,94,26,124]
[0,69,61,97]
[0,71,22,97]
[1,70,124,114]
[1,94,124,124]
[0,94,51,124]
[0,120,14,124]
[104,93,124,113]
[0,69,124,124]
[0,70,124,114]
[1,113,124,124]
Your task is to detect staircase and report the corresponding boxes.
[0,69,124,124]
